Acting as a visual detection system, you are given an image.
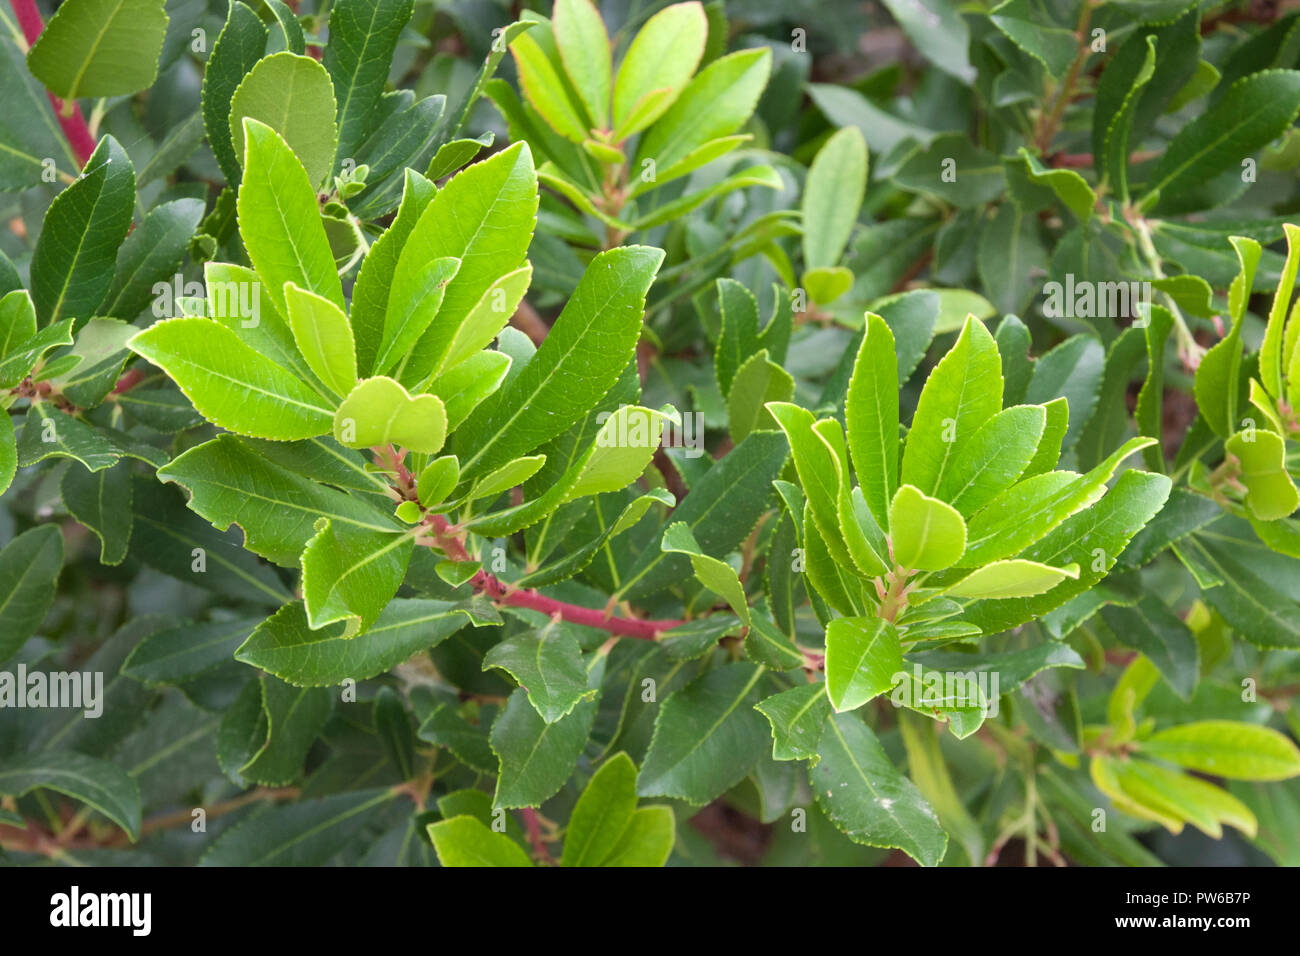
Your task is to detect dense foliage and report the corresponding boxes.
[1,0,1300,868]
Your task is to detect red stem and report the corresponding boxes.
[10,0,97,167]
[519,808,552,864]
[111,367,146,395]
[427,515,683,640]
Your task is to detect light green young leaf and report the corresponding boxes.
[554,0,612,130]
[238,119,345,317]
[1139,721,1300,781]
[128,318,333,440]
[900,317,1002,496]
[284,283,357,398]
[941,559,1080,600]
[1226,430,1299,521]
[598,806,675,866]
[511,28,591,142]
[395,142,538,385]
[845,312,899,530]
[935,404,1046,516]
[824,617,903,712]
[230,52,339,188]
[634,46,772,174]
[333,377,446,454]
[560,752,638,867]
[611,1,707,139]
[428,815,534,866]
[890,484,967,571]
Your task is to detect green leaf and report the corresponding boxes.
[611,1,707,139]
[1093,35,1157,202]
[201,2,269,186]
[484,619,594,723]
[1146,71,1300,208]
[811,712,947,866]
[419,704,498,774]
[284,283,357,398]
[61,461,132,565]
[1100,597,1199,700]
[727,349,794,443]
[1194,236,1258,437]
[638,662,768,804]
[238,676,332,785]
[825,617,903,712]
[1016,148,1094,222]
[1261,223,1300,399]
[894,133,1005,209]
[755,682,831,762]
[0,413,14,498]
[0,752,141,841]
[962,469,1172,633]
[0,524,63,664]
[122,617,258,685]
[635,47,772,175]
[976,202,1046,316]
[324,0,416,171]
[101,197,205,321]
[617,430,787,599]
[17,400,166,471]
[333,377,446,454]
[455,245,663,477]
[560,752,638,866]
[935,404,1046,516]
[511,27,591,142]
[26,0,168,100]
[845,313,899,529]
[1191,518,1300,648]
[156,434,397,566]
[661,521,751,625]
[898,709,983,864]
[597,805,675,866]
[428,815,533,867]
[1226,430,1299,521]
[1139,721,1300,781]
[491,681,600,809]
[554,0,612,130]
[0,35,76,189]
[237,118,345,318]
[203,789,394,865]
[128,317,333,440]
[942,559,1080,600]
[230,52,339,189]
[30,136,135,326]
[890,484,967,571]
[393,142,538,385]
[901,317,1002,496]
[961,435,1157,567]
[300,519,413,635]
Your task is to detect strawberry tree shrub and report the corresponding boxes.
[0,0,1297,869]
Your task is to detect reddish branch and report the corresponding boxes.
[1049,150,1161,169]
[519,808,553,864]
[10,0,97,166]
[427,515,684,640]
